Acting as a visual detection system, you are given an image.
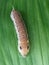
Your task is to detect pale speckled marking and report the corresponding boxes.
[10,11,20,41]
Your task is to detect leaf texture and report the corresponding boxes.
[0,0,49,65]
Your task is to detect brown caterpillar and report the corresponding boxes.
[10,8,29,57]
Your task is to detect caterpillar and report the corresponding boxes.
[10,8,29,57]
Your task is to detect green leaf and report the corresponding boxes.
[0,0,49,65]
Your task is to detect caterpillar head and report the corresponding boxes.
[18,40,30,57]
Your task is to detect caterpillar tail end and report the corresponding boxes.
[12,6,15,11]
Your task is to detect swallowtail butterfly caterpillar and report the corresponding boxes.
[10,8,29,57]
